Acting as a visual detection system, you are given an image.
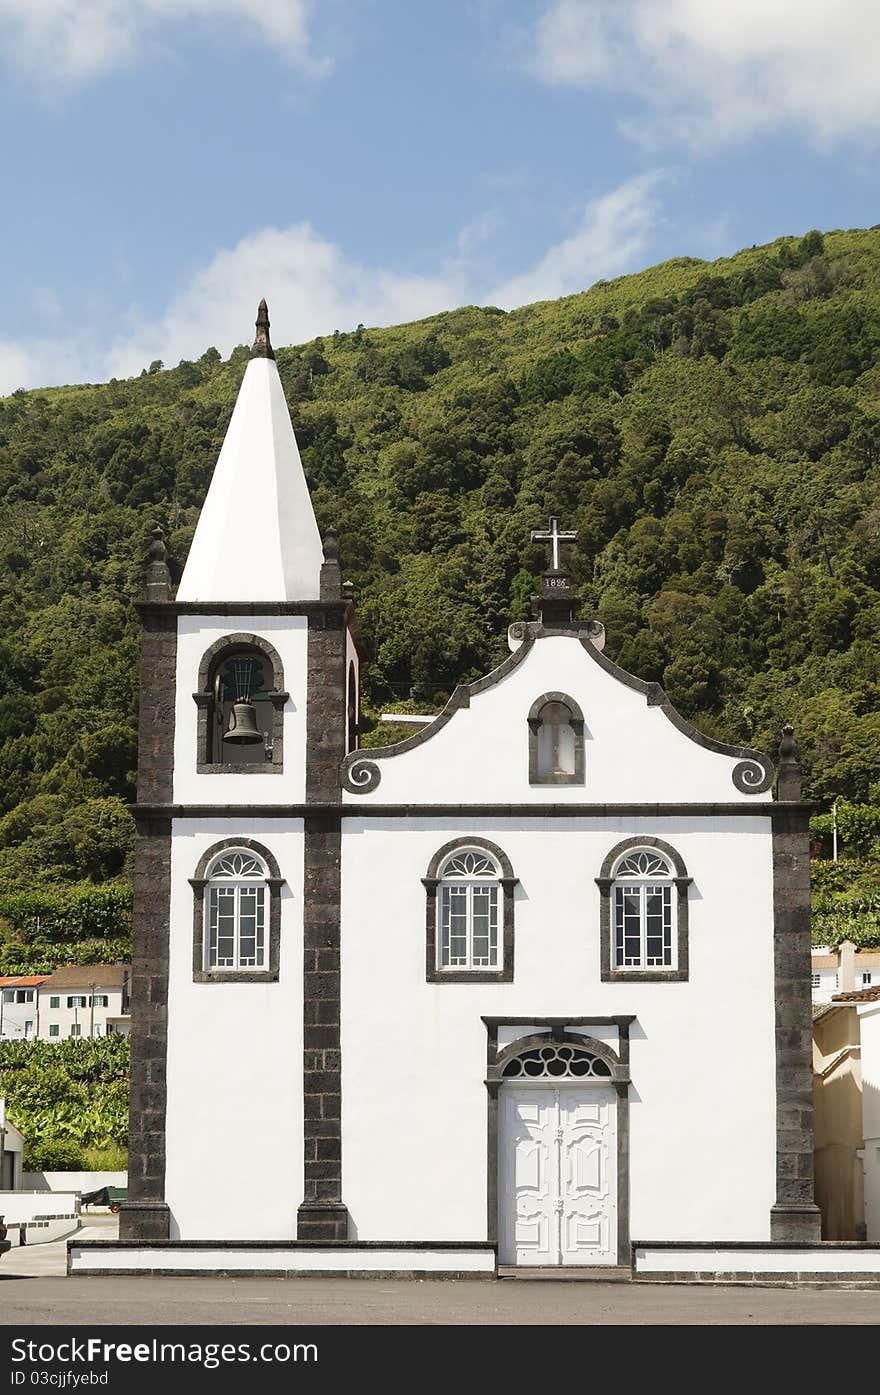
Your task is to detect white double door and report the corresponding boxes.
[499,1084,618,1266]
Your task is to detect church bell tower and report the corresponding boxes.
[122,302,361,1242]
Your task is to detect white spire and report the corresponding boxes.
[177,301,324,603]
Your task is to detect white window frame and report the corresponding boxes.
[437,850,501,972]
[862,972,873,986]
[70,1023,81,1038]
[205,850,269,972]
[811,973,821,989]
[612,850,676,972]
[91,994,109,1008]
[49,1023,59,1038]
[67,995,87,1009]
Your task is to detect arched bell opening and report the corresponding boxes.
[194,633,287,773]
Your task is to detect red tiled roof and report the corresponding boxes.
[0,975,50,987]
[832,987,880,1003]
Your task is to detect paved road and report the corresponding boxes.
[2,1220,880,1324]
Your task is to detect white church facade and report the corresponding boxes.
[72,302,843,1280]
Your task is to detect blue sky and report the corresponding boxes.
[2,0,879,392]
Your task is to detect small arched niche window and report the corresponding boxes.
[528,693,585,785]
[423,838,517,983]
[194,634,288,773]
[190,839,284,982]
[596,838,691,983]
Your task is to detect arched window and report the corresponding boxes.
[612,850,674,969]
[190,838,284,982]
[205,850,268,969]
[596,838,691,982]
[439,849,501,970]
[194,633,287,773]
[528,693,585,785]
[423,838,517,983]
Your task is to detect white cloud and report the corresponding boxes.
[0,180,663,392]
[103,223,467,377]
[487,171,662,309]
[0,0,323,82]
[527,0,880,147]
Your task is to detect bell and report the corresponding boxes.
[223,701,263,745]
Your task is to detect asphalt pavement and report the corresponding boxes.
[2,1217,880,1324]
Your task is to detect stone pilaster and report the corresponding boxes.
[770,805,822,1240]
[298,601,350,1239]
[121,602,176,1240]
[119,821,172,1240]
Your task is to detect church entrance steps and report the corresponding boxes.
[498,1265,632,1282]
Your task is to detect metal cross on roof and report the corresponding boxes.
[531,516,578,572]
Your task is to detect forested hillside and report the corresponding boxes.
[1,225,879,970]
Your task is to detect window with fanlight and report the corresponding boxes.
[205,850,269,970]
[438,849,501,970]
[597,837,691,982]
[612,849,675,970]
[423,838,518,983]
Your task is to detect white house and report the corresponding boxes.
[813,986,880,1242]
[82,302,826,1278]
[812,941,880,1005]
[0,977,48,1041]
[36,965,131,1040]
[0,1097,25,1190]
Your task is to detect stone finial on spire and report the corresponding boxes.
[144,526,172,602]
[320,526,342,600]
[777,723,802,801]
[250,298,275,360]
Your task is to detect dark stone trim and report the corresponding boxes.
[136,608,176,805]
[306,610,347,804]
[115,1203,171,1242]
[131,801,810,821]
[527,692,585,787]
[771,808,822,1240]
[597,836,691,984]
[492,1032,628,1083]
[120,832,172,1241]
[298,812,349,1240]
[633,1239,880,1250]
[137,600,353,617]
[193,632,286,774]
[341,632,538,793]
[190,837,284,984]
[485,1023,631,1265]
[423,837,517,984]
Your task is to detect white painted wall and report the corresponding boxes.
[164,818,305,1239]
[22,1171,126,1193]
[343,636,766,806]
[0,988,38,1040]
[176,356,324,604]
[37,985,125,1040]
[341,815,776,1243]
[173,615,309,805]
[859,1003,880,1242]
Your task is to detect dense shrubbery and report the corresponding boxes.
[1,226,880,967]
[0,1038,129,1168]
